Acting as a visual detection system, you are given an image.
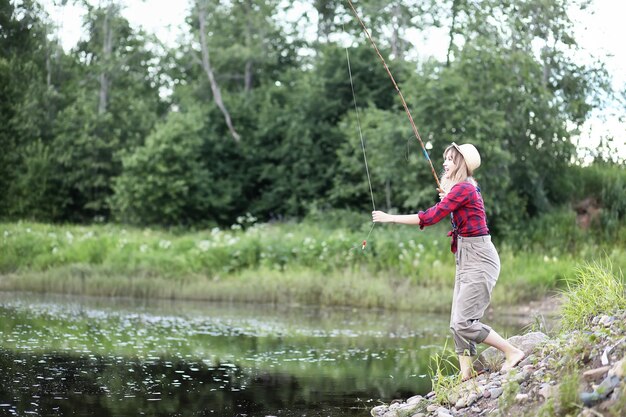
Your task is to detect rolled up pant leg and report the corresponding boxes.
[450,236,500,356]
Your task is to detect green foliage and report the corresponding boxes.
[111,109,214,226]
[4,219,625,311]
[6,140,66,221]
[498,373,521,416]
[560,260,626,332]
[428,340,461,405]
[0,0,620,238]
[557,366,582,416]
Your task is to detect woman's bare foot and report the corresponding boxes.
[501,348,525,373]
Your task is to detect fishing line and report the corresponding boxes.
[346,0,442,192]
[345,39,376,251]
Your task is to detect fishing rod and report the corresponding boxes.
[346,0,441,191]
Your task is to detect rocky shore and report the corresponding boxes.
[371,312,626,417]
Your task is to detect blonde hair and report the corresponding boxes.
[440,145,473,194]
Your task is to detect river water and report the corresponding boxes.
[0,292,525,416]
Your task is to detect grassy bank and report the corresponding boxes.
[1,218,624,311]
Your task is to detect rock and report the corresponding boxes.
[396,402,427,417]
[582,366,610,381]
[410,414,425,417]
[489,387,504,399]
[506,370,528,384]
[538,383,557,400]
[455,397,467,409]
[426,404,439,413]
[407,395,423,405]
[389,402,401,411]
[483,389,491,398]
[515,393,529,402]
[466,393,479,407]
[598,315,615,327]
[533,369,545,379]
[580,375,621,407]
[609,357,625,378]
[436,407,453,417]
[371,405,388,417]
[383,410,399,417]
[474,332,548,372]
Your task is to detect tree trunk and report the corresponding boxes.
[244,60,253,93]
[198,0,240,142]
[385,179,392,211]
[98,3,113,115]
[446,0,460,67]
[244,0,253,93]
[390,3,402,59]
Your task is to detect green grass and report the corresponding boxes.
[560,260,626,331]
[1,219,625,311]
[428,340,462,405]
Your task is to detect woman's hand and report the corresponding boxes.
[437,187,446,201]
[372,210,393,223]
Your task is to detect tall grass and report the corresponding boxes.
[560,260,626,332]
[428,340,461,405]
[1,220,625,310]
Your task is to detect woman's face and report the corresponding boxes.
[443,150,456,175]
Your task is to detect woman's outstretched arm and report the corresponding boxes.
[372,211,421,225]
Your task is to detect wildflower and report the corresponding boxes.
[197,240,211,252]
[140,244,148,253]
[65,231,74,242]
[245,213,257,224]
[159,240,172,249]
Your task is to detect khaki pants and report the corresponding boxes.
[450,235,500,356]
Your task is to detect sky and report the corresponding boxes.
[42,0,625,161]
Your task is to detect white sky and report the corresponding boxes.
[42,0,625,161]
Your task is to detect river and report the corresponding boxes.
[0,292,526,416]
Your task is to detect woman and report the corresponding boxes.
[372,143,524,380]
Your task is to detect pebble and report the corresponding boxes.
[371,405,388,417]
[609,357,625,378]
[436,408,453,417]
[515,393,529,402]
[407,395,422,405]
[582,366,610,381]
[489,387,504,399]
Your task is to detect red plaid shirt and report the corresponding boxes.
[417,181,489,253]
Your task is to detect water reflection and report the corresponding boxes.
[0,292,525,416]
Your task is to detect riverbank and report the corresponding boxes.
[1,221,624,312]
[370,261,626,417]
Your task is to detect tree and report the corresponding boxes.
[50,2,163,220]
[112,109,212,226]
[0,0,66,219]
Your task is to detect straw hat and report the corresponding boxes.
[451,143,481,172]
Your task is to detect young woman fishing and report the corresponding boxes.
[371,143,525,381]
